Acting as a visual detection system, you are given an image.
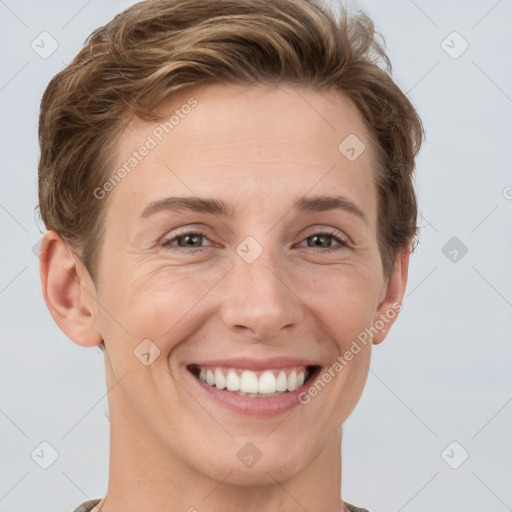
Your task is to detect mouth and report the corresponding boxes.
[188,364,319,396]
[186,363,321,416]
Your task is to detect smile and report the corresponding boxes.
[189,365,314,396]
[186,361,321,416]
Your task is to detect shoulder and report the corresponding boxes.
[73,498,371,512]
[345,501,373,512]
[72,499,102,512]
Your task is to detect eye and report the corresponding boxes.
[160,229,349,253]
[161,230,211,250]
[298,230,349,253]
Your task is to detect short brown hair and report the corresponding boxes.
[37,0,423,281]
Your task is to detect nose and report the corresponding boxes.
[218,244,305,340]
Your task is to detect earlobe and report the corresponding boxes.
[372,248,410,345]
[39,231,103,348]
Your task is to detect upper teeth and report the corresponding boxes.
[197,367,307,394]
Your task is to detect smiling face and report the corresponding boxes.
[62,83,407,488]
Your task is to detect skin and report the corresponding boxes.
[40,83,409,512]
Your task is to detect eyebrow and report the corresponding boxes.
[139,194,367,224]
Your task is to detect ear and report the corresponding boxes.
[39,230,103,348]
[372,247,410,345]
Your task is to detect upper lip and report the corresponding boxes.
[187,356,321,371]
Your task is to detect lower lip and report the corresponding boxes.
[185,367,320,417]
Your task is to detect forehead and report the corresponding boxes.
[107,83,380,224]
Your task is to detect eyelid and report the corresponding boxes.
[298,224,351,243]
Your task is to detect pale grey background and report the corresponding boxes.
[0,0,511,511]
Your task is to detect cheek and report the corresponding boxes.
[307,271,380,346]
[98,265,218,353]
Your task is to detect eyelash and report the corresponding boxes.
[161,229,349,253]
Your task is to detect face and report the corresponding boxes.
[76,83,404,484]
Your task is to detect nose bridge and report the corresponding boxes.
[219,239,302,337]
